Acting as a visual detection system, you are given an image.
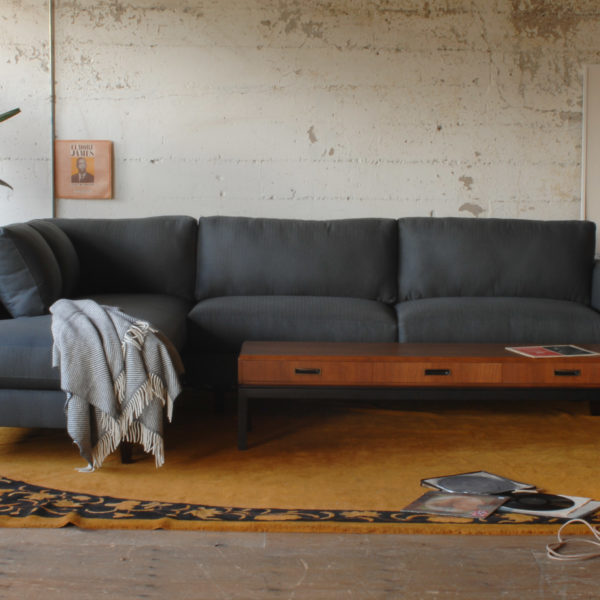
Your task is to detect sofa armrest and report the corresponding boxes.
[591,260,600,312]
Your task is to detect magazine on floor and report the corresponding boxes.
[402,491,508,520]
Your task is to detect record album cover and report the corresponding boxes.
[55,140,113,199]
[402,491,508,520]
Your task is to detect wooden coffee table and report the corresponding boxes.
[237,341,600,450]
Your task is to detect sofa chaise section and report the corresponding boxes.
[0,216,197,428]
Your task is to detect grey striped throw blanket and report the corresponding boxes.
[50,299,184,471]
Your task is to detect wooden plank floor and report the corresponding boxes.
[1,529,598,599]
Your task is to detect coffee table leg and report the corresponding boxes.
[591,398,600,416]
[238,389,248,450]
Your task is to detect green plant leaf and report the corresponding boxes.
[0,179,13,190]
[0,108,20,123]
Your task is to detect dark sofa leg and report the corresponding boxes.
[591,399,600,416]
[214,388,226,414]
[120,442,134,464]
[238,389,248,450]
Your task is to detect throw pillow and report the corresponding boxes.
[0,223,63,317]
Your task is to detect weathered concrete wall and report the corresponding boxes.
[0,0,53,224]
[2,0,600,223]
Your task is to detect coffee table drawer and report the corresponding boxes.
[502,363,600,386]
[238,360,374,386]
[372,362,502,386]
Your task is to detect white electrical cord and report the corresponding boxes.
[546,519,600,561]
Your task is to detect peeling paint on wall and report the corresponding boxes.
[9,44,49,73]
[261,1,324,39]
[510,0,582,39]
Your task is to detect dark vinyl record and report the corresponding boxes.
[504,493,575,512]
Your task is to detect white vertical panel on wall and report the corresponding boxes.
[584,65,600,255]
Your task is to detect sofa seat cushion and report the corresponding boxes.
[0,294,191,391]
[395,297,600,343]
[0,314,58,390]
[85,294,192,351]
[188,296,398,352]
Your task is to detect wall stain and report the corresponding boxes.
[65,1,172,28]
[459,202,485,217]
[510,0,582,39]
[301,20,323,39]
[260,1,324,39]
[518,48,542,81]
[375,1,466,18]
[559,111,581,125]
[459,175,474,191]
[308,126,318,143]
[12,44,49,72]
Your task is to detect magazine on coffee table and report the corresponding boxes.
[505,345,599,358]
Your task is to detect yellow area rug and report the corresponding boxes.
[1,394,599,533]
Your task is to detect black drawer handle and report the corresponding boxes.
[425,369,451,376]
[554,369,581,377]
[295,368,321,375]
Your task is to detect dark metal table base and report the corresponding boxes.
[237,386,600,450]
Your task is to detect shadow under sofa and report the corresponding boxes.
[1,214,600,434]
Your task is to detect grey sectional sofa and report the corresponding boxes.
[0,214,599,430]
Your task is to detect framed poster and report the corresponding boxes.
[54,140,113,199]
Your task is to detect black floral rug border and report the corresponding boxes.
[1,476,598,528]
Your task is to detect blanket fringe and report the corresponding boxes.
[93,368,173,468]
[123,422,166,468]
[93,412,122,469]
[119,373,173,430]
[114,370,126,404]
[122,320,157,352]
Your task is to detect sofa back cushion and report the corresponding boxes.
[398,217,596,304]
[196,216,398,302]
[0,223,63,317]
[29,220,80,298]
[53,216,197,301]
